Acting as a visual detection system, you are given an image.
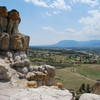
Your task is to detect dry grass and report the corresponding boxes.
[55,64,100,90]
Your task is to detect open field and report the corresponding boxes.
[29,48,100,68]
[56,64,100,90]
[29,48,100,90]
[77,64,100,80]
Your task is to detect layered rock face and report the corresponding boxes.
[0,6,29,51]
[0,6,55,87]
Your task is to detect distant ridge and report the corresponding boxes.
[30,40,100,48]
[52,40,100,48]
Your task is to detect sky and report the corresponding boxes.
[0,0,100,45]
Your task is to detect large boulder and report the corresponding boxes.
[0,58,11,81]
[0,33,9,51]
[10,33,30,51]
[9,87,72,100]
[0,33,30,51]
[29,65,55,75]
[79,93,100,100]
[11,51,30,74]
[28,65,56,86]
[92,81,100,94]
[0,65,10,81]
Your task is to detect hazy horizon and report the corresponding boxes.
[1,0,100,45]
[30,39,100,46]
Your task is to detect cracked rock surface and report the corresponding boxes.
[0,84,72,100]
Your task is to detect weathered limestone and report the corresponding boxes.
[92,81,100,94]
[0,6,55,88]
[27,65,56,86]
[0,6,8,33]
[10,33,30,51]
[7,9,21,35]
[0,6,30,51]
[79,93,100,100]
[0,33,9,50]
[0,65,10,81]
[0,58,17,81]
[0,87,72,100]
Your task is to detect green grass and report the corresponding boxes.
[55,64,100,90]
[77,64,100,80]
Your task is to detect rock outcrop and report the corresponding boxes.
[0,6,8,33]
[0,87,72,100]
[92,81,100,94]
[27,65,55,86]
[7,9,21,35]
[0,58,18,81]
[10,33,30,51]
[79,93,100,100]
[0,6,55,87]
[0,6,29,51]
[0,33,10,50]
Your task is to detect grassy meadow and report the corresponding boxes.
[56,64,100,90]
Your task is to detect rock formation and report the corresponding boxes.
[79,93,100,100]
[0,33,10,50]
[0,6,8,33]
[0,6,55,87]
[7,9,21,35]
[92,81,100,94]
[0,6,29,51]
[0,86,73,100]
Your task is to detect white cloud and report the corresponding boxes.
[46,12,52,16]
[25,0,71,10]
[42,26,55,31]
[65,28,76,33]
[25,0,48,7]
[46,11,61,16]
[53,11,60,15]
[71,0,99,7]
[79,9,100,31]
[49,0,71,10]
[77,9,100,40]
[42,9,100,41]
[42,26,65,34]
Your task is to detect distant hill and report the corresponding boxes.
[30,40,100,48]
[50,40,100,48]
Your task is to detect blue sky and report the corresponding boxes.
[0,0,100,45]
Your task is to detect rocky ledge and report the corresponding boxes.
[0,86,72,100]
[79,93,100,100]
[0,6,56,87]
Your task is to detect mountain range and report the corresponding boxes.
[31,40,100,48]
[51,40,100,48]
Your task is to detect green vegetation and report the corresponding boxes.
[77,64,100,80]
[29,48,100,68]
[55,66,97,90]
[28,48,100,90]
